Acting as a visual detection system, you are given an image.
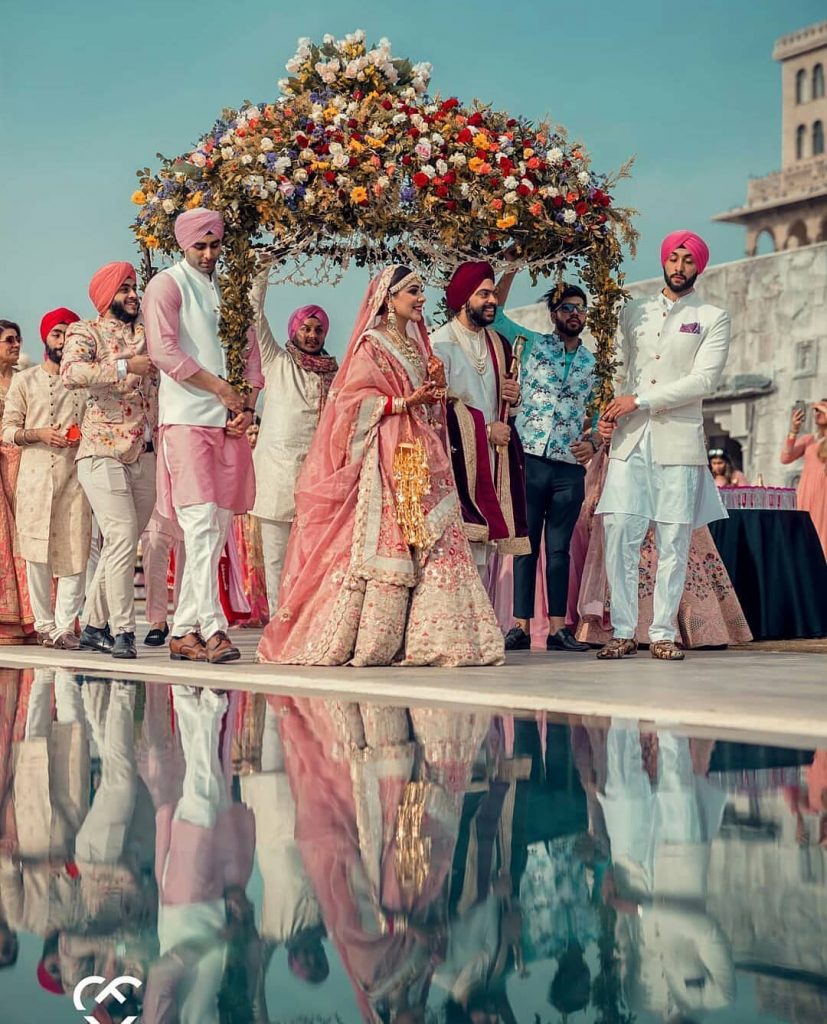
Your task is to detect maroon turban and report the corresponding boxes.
[40,307,80,343]
[445,261,496,312]
[174,208,225,251]
[288,304,330,340]
[660,230,710,275]
[88,262,136,316]
[37,959,63,995]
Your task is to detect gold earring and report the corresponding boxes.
[387,306,397,329]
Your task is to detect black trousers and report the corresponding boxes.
[513,454,586,619]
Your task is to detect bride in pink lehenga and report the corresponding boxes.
[257,266,504,668]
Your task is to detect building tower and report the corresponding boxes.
[715,19,827,255]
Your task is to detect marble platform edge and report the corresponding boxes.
[1,644,826,746]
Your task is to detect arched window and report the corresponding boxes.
[796,123,806,159]
[814,63,825,100]
[814,120,825,156]
[796,68,807,104]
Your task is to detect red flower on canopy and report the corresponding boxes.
[575,201,588,216]
[457,127,473,144]
[413,171,430,188]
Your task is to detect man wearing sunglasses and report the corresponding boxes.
[494,271,597,652]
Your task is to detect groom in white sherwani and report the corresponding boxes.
[596,231,730,661]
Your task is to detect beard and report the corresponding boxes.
[464,300,496,329]
[663,268,697,294]
[556,319,583,339]
[110,299,139,324]
[44,344,63,364]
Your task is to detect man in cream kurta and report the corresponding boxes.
[431,261,525,577]
[597,231,729,661]
[1,309,90,649]
[249,271,338,616]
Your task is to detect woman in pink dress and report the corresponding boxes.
[781,400,827,558]
[0,321,35,645]
[257,266,503,668]
[708,448,748,488]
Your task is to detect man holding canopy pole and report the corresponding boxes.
[430,261,529,583]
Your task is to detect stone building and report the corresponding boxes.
[714,19,827,256]
[506,18,827,486]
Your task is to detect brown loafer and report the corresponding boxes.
[53,632,81,651]
[596,637,638,660]
[650,640,685,661]
[169,632,207,662]
[204,630,241,664]
[37,632,55,648]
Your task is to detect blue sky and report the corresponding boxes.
[3,0,825,360]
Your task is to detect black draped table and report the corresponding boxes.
[709,509,827,641]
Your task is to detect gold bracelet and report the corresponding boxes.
[787,432,799,442]
[393,396,407,415]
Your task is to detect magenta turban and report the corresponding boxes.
[288,304,330,340]
[174,208,225,251]
[88,262,136,315]
[445,261,496,312]
[660,230,710,275]
[40,307,80,342]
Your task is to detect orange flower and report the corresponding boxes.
[496,214,517,229]
[529,201,543,216]
[566,191,577,203]
[472,133,489,150]
[527,157,541,170]
[131,190,147,205]
[350,186,369,204]
[468,157,485,173]
[523,147,534,159]
[491,198,504,211]
[143,235,159,248]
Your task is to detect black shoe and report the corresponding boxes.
[547,628,590,652]
[144,624,170,647]
[112,632,137,659]
[504,626,531,651]
[79,624,114,654]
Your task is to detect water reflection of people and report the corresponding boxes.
[144,687,256,1024]
[278,697,490,1023]
[598,722,735,1020]
[239,701,328,1018]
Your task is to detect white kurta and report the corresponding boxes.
[1,365,91,573]
[249,274,328,522]
[431,319,499,427]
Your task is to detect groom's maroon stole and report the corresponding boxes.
[445,330,529,555]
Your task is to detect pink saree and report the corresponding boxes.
[257,268,504,668]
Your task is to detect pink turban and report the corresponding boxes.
[174,208,225,251]
[40,306,80,342]
[660,230,710,275]
[88,262,136,316]
[446,261,496,312]
[288,304,330,340]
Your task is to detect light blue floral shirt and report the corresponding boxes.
[494,308,597,464]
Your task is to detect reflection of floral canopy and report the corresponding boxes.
[131,30,636,394]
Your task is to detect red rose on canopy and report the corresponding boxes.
[575,201,588,216]
[468,112,483,127]
[517,184,532,197]
[413,171,430,188]
[457,128,473,144]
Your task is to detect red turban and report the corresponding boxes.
[445,261,496,312]
[174,208,225,251]
[660,230,710,275]
[288,304,330,340]
[37,959,63,995]
[88,262,136,316]
[40,307,80,343]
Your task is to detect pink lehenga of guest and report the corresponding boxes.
[0,383,35,645]
[257,268,504,668]
[573,450,752,647]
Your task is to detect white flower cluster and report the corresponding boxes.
[283,31,432,94]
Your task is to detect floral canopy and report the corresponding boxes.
[131,31,636,397]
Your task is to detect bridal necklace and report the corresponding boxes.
[451,319,489,376]
[382,321,425,374]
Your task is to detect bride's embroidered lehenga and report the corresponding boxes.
[257,268,504,668]
[0,379,35,645]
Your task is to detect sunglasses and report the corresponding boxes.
[708,449,726,457]
[558,303,587,315]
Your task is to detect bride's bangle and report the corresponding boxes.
[393,397,407,415]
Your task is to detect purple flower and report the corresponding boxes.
[400,186,415,202]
